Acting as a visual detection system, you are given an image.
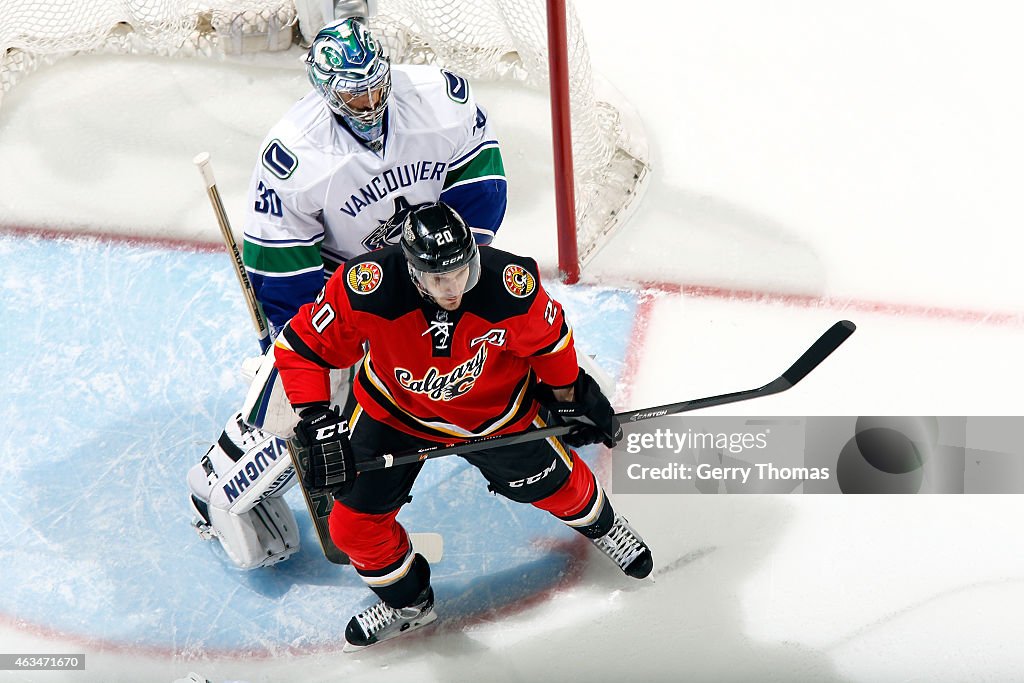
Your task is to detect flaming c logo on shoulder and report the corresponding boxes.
[503,264,536,298]
[347,262,383,294]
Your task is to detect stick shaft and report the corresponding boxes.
[360,320,856,472]
[193,152,270,351]
[193,151,345,562]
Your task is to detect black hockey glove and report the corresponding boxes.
[293,404,356,496]
[537,368,623,449]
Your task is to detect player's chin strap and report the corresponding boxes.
[364,320,856,472]
[407,263,435,304]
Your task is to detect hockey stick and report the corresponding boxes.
[192,152,443,565]
[193,151,345,563]
[193,153,271,353]
[360,320,856,472]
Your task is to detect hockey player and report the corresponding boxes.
[186,15,508,569]
[273,201,653,650]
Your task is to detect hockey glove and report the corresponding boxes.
[293,404,356,496]
[537,369,623,449]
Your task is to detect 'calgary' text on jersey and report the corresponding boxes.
[273,247,580,442]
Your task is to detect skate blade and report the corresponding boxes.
[342,611,438,653]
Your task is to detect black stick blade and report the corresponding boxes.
[779,320,856,388]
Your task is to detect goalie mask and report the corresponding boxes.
[306,18,391,145]
[401,202,481,310]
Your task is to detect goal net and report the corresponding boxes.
[0,0,649,276]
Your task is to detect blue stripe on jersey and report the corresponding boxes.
[247,267,326,333]
[440,177,507,245]
[320,243,349,263]
[450,139,500,169]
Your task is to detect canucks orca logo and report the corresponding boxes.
[362,196,414,251]
[314,44,345,69]
[262,139,298,179]
[361,218,405,251]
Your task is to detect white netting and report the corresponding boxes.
[0,0,648,267]
[367,0,650,266]
[0,0,295,95]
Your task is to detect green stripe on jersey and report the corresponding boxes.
[443,146,505,189]
[243,240,322,275]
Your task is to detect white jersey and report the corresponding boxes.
[242,64,506,330]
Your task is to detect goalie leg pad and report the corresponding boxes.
[187,413,302,569]
[199,413,297,515]
[241,344,353,439]
[209,496,300,569]
[189,457,300,569]
[189,415,299,513]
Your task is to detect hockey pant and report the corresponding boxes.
[328,406,616,608]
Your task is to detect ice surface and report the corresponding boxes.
[1,1,1022,681]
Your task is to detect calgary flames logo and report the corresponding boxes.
[395,345,488,401]
[347,262,383,294]
[503,264,536,298]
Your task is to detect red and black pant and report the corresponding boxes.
[328,405,614,608]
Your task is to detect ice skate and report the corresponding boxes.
[343,586,437,651]
[592,514,653,579]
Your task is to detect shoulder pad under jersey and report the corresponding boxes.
[467,247,543,322]
[337,247,419,320]
[391,65,476,121]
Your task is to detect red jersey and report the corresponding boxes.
[274,246,579,442]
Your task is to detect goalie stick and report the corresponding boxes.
[359,320,856,472]
[192,152,444,565]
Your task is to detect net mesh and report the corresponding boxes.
[0,0,647,266]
